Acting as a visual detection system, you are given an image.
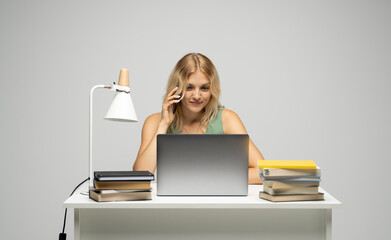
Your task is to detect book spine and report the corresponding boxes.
[258,160,317,169]
[261,168,321,177]
[260,174,321,182]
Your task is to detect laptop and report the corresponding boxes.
[157,134,249,196]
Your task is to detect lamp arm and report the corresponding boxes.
[89,85,110,187]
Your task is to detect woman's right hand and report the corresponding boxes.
[161,87,181,126]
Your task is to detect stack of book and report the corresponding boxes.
[258,160,324,202]
[89,171,154,202]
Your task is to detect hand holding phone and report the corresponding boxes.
[173,94,181,113]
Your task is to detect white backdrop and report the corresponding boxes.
[0,1,390,239]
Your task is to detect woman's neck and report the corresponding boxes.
[181,108,204,125]
[180,109,205,134]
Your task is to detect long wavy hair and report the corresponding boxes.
[164,53,222,133]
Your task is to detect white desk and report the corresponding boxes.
[64,182,341,240]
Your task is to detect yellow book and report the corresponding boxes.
[258,160,316,169]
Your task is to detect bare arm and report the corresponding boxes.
[133,87,181,173]
[222,109,264,184]
[132,113,168,173]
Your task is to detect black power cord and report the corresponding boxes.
[59,177,90,240]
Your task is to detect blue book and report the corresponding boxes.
[260,174,321,182]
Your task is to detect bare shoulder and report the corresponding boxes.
[222,108,240,119]
[143,112,162,129]
[222,109,247,134]
[145,112,162,122]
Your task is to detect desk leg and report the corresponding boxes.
[325,209,332,240]
[74,209,80,240]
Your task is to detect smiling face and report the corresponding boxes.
[181,71,211,114]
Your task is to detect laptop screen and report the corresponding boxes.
[157,134,249,196]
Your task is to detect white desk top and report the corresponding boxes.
[64,182,342,209]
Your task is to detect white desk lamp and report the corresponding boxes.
[89,69,138,187]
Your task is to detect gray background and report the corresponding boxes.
[0,0,390,239]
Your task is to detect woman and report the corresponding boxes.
[133,53,264,184]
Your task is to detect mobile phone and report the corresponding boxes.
[173,94,181,113]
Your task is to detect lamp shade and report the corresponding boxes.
[104,91,138,122]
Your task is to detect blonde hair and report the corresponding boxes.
[164,53,222,133]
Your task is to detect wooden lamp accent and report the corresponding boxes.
[118,69,129,87]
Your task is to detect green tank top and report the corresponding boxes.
[166,108,224,134]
